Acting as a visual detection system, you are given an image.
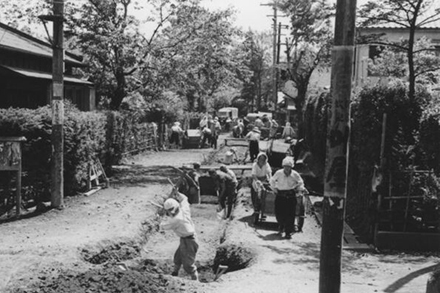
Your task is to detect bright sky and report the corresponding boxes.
[201,0,286,33]
[201,0,370,32]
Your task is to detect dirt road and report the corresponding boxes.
[0,143,439,293]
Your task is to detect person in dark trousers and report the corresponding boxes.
[160,190,199,281]
[270,156,305,239]
[208,168,237,219]
[251,152,272,223]
[245,127,261,162]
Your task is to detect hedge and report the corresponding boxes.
[0,103,156,211]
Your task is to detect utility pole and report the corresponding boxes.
[261,1,278,112]
[51,0,65,208]
[271,5,278,112]
[319,0,357,292]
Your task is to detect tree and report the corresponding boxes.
[279,0,334,135]
[239,30,273,112]
[358,0,440,100]
[368,37,440,85]
[152,4,251,112]
[64,0,170,110]
[0,0,50,36]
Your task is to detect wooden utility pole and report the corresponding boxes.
[272,5,278,112]
[319,0,357,292]
[51,0,65,208]
[261,1,279,112]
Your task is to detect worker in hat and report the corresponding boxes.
[269,156,305,239]
[160,190,199,281]
[245,127,261,162]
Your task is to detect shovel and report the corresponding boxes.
[214,265,228,281]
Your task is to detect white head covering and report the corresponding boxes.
[164,198,179,213]
[282,156,294,167]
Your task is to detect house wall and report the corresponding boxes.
[354,28,440,90]
[0,48,94,111]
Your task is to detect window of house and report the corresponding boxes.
[369,45,384,60]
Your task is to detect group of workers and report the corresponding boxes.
[199,115,222,149]
[251,153,306,239]
[161,113,305,281]
[169,115,222,149]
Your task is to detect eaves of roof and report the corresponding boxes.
[1,65,93,85]
[0,22,85,66]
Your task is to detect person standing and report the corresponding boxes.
[160,191,199,281]
[208,168,237,218]
[170,122,184,149]
[210,117,221,149]
[245,127,261,162]
[251,153,272,223]
[269,156,305,239]
[281,122,296,140]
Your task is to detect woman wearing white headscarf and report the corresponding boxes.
[270,156,305,239]
[251,152,272,223]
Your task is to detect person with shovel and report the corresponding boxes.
[160,189,199,281]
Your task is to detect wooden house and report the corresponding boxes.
[0,22,95,111]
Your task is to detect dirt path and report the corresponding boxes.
[0,143,439,293]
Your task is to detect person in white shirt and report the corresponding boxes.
[251,153,272,223]
[281,122,296,140]
[245,127,261,162]
[160,191,199,281]
[170,122,183,148]
[270,156,305,239]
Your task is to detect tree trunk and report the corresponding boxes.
[427,269,440,293]
[110,68,126,110]
[408,27,415,101]
[295,84,308,138]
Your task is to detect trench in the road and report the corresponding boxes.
[77,192,255,285]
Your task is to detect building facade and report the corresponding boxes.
[0,22,95,111]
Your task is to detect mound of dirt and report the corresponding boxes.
[11,265,188,293]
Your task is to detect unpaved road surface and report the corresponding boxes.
[0,143,439,293]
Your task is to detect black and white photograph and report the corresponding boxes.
[1,0,440,292]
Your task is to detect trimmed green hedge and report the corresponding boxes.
[0,104,155,208]
[304,83,440,242]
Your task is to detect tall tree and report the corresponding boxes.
[64,0,166,109]
[279,0,333,135]
[153,5,251,112]
[358,0,440,100]
[239,30,273,112]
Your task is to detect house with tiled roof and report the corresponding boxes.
[354,1,440,88]
[0,22,95,110]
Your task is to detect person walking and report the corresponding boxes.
[251,152,272,223]
[269,156,305,239]
[245,127,261,162]
[160,190,199,281]
[208,168,237,219]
